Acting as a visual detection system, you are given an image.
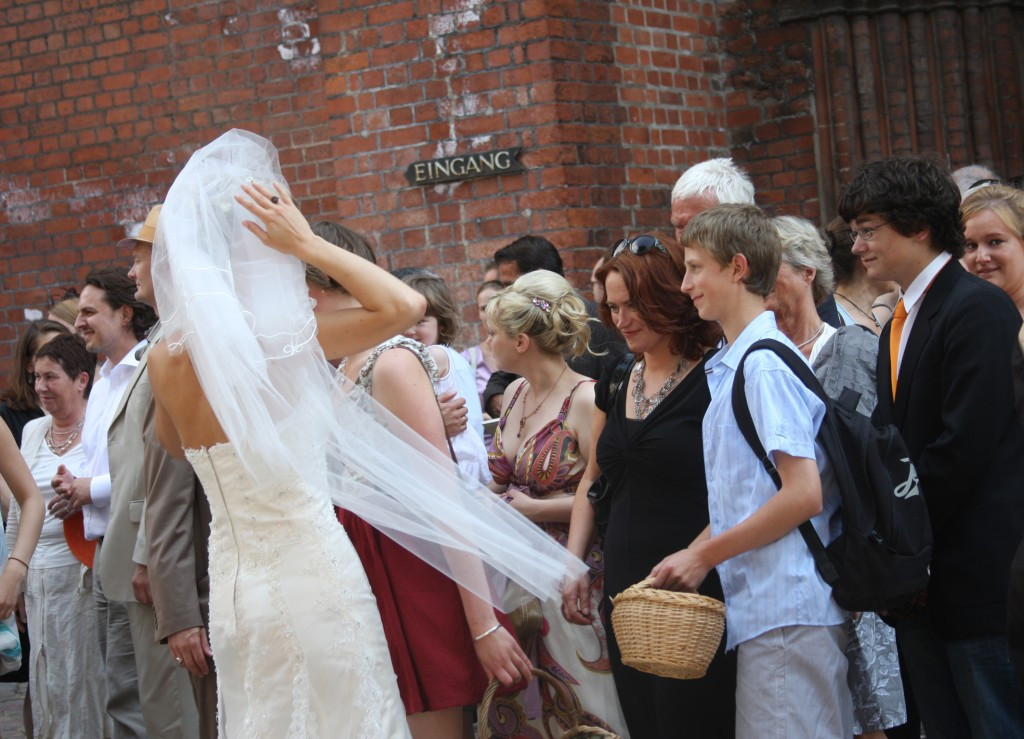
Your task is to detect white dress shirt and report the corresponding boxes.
[893,252,951,375]
[80,340,147,540]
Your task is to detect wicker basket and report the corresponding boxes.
[479,668,620,739]
[611,578,726,679]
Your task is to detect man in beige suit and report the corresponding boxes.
[53,263,197,738]
[127,205,217,737]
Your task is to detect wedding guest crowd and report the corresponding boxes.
[2,149,1024,739]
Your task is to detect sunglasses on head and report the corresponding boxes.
[612,235,668,258]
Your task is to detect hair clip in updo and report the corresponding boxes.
[530,296,551,312]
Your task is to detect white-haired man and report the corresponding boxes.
[670,157,756,241]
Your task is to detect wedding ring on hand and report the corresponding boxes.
[270,195,280,204]
[175,657,183,664]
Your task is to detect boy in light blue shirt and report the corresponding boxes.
[657,204,850,737]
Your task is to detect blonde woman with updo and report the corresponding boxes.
[484,270,628,737]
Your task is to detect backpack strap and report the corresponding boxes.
[731,338,839,587]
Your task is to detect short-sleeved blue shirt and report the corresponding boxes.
[703,311,846,649]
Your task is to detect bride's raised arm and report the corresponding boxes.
[236,181,425,359]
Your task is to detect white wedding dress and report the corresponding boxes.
[185,443,410,738]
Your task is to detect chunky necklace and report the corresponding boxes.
[835,292,882,330]
[796,322,826,349]
[632,358,687,420]
[517,365,568,438]
[46,419,84,456]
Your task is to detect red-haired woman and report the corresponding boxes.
[562,233,735,738]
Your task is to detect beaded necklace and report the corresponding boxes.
[632,358,687,420]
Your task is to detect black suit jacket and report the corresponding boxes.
[875,259,1024,640]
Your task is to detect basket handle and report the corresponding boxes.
[478,667,584,739]
[610,577,656,607]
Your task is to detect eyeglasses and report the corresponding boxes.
[851,222,889,242]
[612,235,669,258]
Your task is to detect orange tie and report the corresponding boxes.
[889,298,907,400]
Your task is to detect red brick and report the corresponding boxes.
[0,0,968,386]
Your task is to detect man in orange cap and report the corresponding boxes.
[125,204,217,737]
[54,206,199,739]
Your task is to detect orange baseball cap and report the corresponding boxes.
[117,204,162,249]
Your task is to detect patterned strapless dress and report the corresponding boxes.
[485,380,628,738]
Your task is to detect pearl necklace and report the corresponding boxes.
[632,358,687,420]
[46,419,84,456]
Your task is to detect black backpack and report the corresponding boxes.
[731,339,932,613]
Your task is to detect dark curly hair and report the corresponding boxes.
[838,155,965,258]
[83,267,158,341]
[596,231,721,361]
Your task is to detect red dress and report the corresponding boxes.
[336,510,487,713]
[336,338,487,714]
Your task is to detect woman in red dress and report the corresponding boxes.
[306,221,532,738]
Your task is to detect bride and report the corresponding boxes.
[146,130,585,737]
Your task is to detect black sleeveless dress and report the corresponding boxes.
[596,357,736,738]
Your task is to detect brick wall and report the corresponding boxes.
[0,0,335,380]
[720,0,1024,222]
[2,0,729,376]
[716,1,824,221]
[4,0,1023,382]
[322,0,726,336]
[613,0,730,228]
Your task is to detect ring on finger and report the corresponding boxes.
[270,195,280,204]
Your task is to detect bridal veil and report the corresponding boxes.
[150,129,587,608]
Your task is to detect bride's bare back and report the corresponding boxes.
[148,341,228,456]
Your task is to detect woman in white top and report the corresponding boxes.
[4,334,92,738]
[401,271,491,484]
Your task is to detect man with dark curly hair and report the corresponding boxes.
[839,155,1024,736]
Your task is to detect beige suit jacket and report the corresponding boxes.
[143,365,211,642]
[100,341,152,603]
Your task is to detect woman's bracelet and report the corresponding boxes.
[6,556,28,570]
[473,623,502,642]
